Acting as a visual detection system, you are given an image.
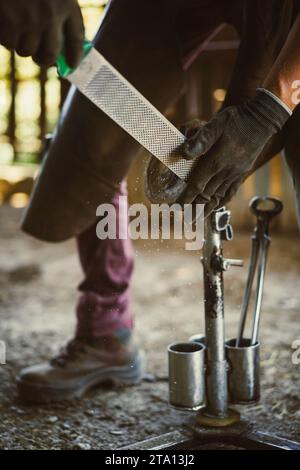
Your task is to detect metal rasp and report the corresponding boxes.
[57,41,197,181]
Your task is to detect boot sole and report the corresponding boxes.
[16,353,144,404]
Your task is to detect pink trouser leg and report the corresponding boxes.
[75,182,134,338]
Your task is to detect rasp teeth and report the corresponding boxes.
[67,47,199,181]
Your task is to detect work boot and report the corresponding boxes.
[16,335,144,403]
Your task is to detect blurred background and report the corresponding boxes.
[0,0,298,230]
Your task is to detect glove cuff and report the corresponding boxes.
[252,88,292,131]
[257,87,293,116]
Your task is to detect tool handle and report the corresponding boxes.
[235,237,260,347]
[56,39,93,78]
[249,196,283,220]
[250,237,270,345]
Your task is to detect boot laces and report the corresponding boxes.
[51,338,87,367]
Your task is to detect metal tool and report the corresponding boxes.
[168,342,206,410]
[236,196,283,347]
[57,40,198,181]
[226,338,260,403]
[197,208,243,426]
[119,201,300,450]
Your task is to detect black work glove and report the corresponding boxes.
[178,90,291,216]
[0,0,84,67]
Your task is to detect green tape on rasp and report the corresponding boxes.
[56,39,93,77]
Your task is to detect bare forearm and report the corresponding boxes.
[263,13,300,111]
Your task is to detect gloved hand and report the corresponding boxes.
[177,89,291,216]
[0,0,84,67]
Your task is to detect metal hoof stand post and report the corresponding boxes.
[120,197,300,451]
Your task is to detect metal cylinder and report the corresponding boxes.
[226,338,260,404]
[201,214,229,418]
[168,342,206,411]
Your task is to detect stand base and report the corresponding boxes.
[119,419,300,450]
[196,408,240,427]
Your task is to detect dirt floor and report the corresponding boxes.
[0,205,300,450]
